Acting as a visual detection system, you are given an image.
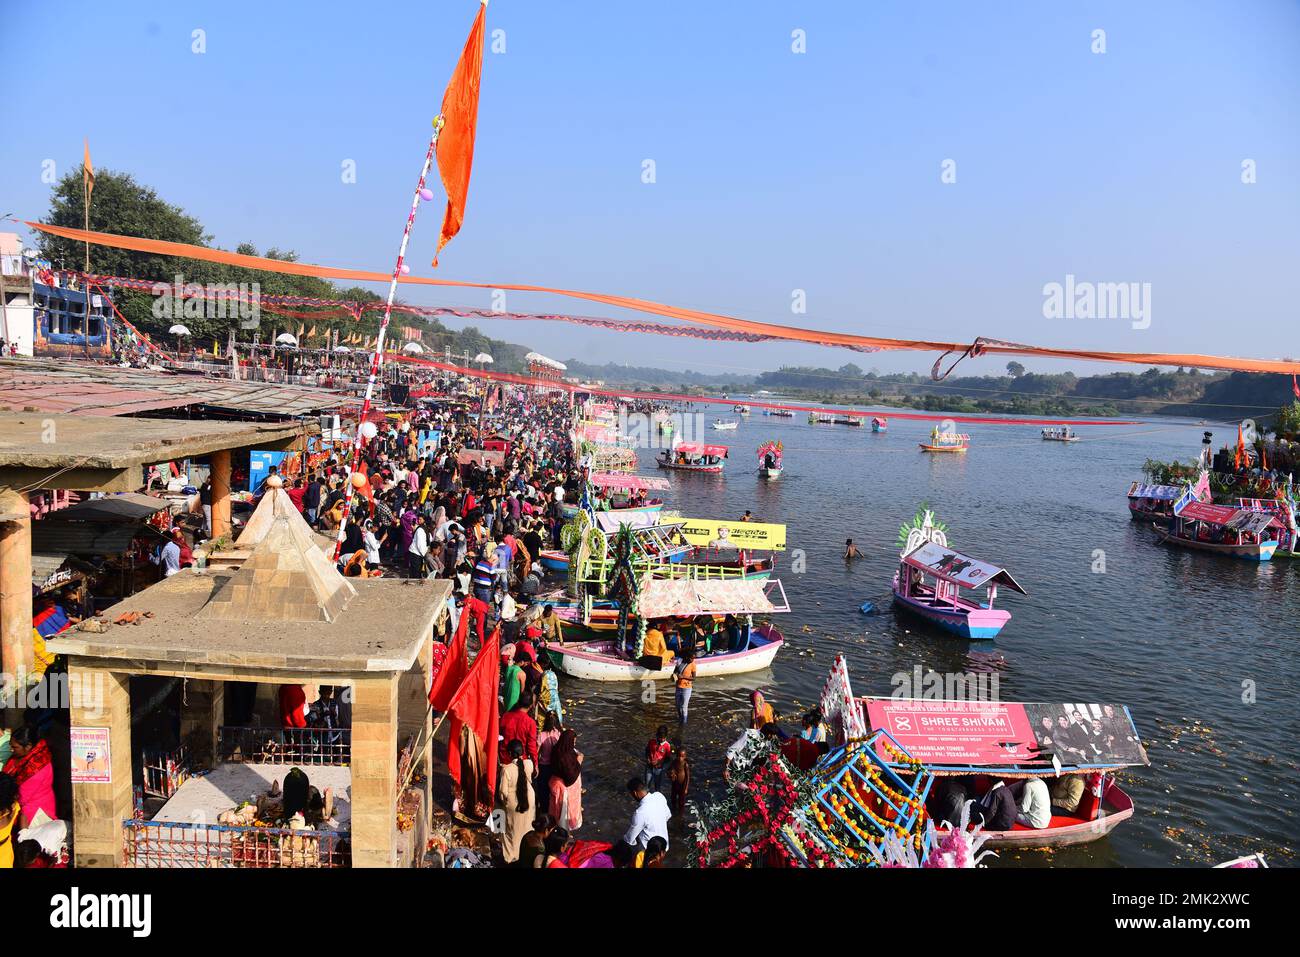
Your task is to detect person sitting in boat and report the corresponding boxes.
[1048,775,1086,815]
[1014,777,1052,830]
[721,614,744,652]
[763,452,776,470]
[970,777,1017,832]
[926,776,970,829]
[641,624,674,665]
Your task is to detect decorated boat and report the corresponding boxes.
[733,404,751,416]
[871,416,888,433]
[890,510,1025,640]
[546,576,790,681]
[1157,495,1281,561]
[919,428,969,453]
[1041,427,1079,442]
[1125,481,1184,525]
[1236,494,1300,558]
[558,471,669,522]
[757,439,783,480]
[860,696,1149,850]
[712,418,739,431]
[657,441,728,473]
[767,409,794,418]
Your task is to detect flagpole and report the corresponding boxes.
[83,167,91,360]
[332,118,445,561]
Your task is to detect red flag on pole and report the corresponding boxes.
[446,626,501,806]
[433,0,488,266]
[428,603,470,710]
[1293,374,1300,400]
[1235,423,1245,471]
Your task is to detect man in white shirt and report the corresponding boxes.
[622,777,672,851]
[1016,777,1052,829]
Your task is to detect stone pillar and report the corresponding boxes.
[179,679,224,769]
[397,633,435,833]
[210,448,232,541]
[0,487,34,681]
[350,673,398,868]
[68,663,133,868]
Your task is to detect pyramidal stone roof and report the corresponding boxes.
[198,488,356,623]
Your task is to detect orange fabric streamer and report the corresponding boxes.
[434,1,487,267]
[24,220,1300,375]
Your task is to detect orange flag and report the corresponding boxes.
[83,139,95,202]
[433,1,488,267]
[1235,423,1244,471]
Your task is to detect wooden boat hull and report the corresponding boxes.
[1128,504,1172,526]
[1042,436,1080,443]
[933,784,1134,850]
[892,586,1010,640]
[538,550,569,572]
[759,467,782,480]
[871,424,887,433]
[1155,526,1277,561]
[657,460,725,474]
[919,443,968,453]
[548,626,783,681]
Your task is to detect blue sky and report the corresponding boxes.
[2,0,1298,379]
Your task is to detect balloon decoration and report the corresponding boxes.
[358,420,379,441]
[419,187,435,201]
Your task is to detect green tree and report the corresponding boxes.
[1006,361,1026,378]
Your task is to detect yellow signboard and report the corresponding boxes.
[676,518,786,550]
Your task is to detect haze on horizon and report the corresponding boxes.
[2,0,1296,381]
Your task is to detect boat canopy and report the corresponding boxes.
[1127,481,1182,500]
[1175,501,1243,525]
[671,442,729,458]
[589,472,670,492]
[859,697,1150,777]
[902,541,1026,594]
[1225,511,1283,534]
[593,510,661,533]
[637,576,789,619]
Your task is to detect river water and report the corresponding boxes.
[555,406,1299,867]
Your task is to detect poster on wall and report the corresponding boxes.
[70,727,112,784]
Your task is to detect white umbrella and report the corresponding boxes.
[333,345,351,353]
[275,333,299,346]
[474,352,494,364]
[402,341,424,354]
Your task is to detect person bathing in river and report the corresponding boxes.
[844,538,861,561]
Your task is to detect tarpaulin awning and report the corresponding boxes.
[671,443,729,457]
[902,541,1026,594]
[1175,501,1240,525]
[636,576,789,619]
[589,472,670,492]
[47,492,170,523]
[863,698,1149,772]
[1126,482,1182,500]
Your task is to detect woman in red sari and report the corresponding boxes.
[2,727,57,828]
